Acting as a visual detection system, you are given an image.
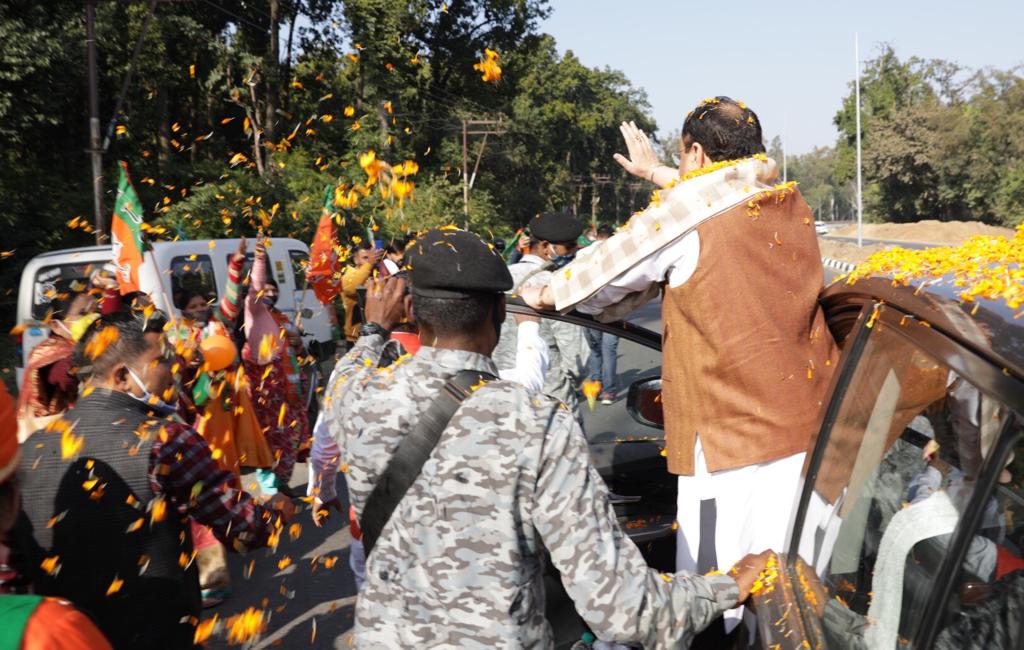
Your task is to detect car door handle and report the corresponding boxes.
[608,492,642,505]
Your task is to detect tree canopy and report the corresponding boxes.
[0,0,655,293]
[821,44,1023,226]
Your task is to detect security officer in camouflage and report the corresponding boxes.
[326,227,770,648]
[493,212,590,415]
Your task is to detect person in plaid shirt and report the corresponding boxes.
[11,309,294,649]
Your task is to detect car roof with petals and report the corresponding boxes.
[821,231,1024,383]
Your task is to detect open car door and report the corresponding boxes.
[749,294,1024,650]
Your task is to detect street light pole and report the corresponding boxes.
[86,0,105,243]
[855,32,863,248]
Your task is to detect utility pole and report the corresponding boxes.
[782,113,788,183]
[460,117,505,229]
[590,174,612,226]
[627,182,643,217]
[569,175,586,216]
[85,0,105,243]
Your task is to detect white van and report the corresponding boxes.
[15,238,338,389]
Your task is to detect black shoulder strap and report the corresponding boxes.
[359,368,497,556]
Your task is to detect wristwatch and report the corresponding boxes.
[359,322,390,339]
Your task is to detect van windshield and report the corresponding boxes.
[32,262,98,321]
[170,254,218,311]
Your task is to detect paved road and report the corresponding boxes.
[822,235,934,250]
[206,271,840,648]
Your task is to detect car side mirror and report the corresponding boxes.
[626,377,663,429]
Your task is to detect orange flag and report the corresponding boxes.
[110,161,145,294]
[307,187,342,304]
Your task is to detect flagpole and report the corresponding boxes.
[145,249,174,316]
[855,32,863,248]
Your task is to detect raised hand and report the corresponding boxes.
[612,120,663,182]
[364,275,408,331]
[233,237,248,264]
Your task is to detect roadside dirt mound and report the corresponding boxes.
[817,239,888,265]
[831,220,1014,245]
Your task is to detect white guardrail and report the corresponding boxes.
[821,257,857,274]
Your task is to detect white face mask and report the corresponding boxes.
[126,367,179,416]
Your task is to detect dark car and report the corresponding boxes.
[507,263,1024,649]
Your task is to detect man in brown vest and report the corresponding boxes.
[524,97,838,636]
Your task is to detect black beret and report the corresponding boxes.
[529,212,584,243]
[405,228,513,298]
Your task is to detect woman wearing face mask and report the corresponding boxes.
[166,238,271,474]
[243,234,310,498]
[167,238,274,608]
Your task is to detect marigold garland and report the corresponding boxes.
[844,225,1024,313]
[648,154,771,209]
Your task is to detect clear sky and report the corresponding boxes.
[540,0,1024,154]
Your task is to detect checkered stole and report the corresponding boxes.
[550,157,780,312]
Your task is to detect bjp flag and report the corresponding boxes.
[110,161,145,295]
[307,186,343,304]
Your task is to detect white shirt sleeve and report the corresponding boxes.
[498,320,549,392]
[309,366,345,502]
[576,231,700,316]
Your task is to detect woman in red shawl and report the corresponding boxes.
[16,292,96,441]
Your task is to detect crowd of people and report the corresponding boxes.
[0,96,840,649]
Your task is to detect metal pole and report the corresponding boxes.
[782,112,787,183]
[855,32,863,248]
[86,0,105,243]
[461,119,469,230]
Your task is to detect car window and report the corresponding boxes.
[578,327,663,444]
[170,254,218,309]
[289,250,309,290]
[794,321,1013,648]
[931,417,1023,649]
[31,262,97,320]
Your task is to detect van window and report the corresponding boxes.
[170,254,218,309]
[225,252,255,278]
[32,262,97,320]
[289,250,309,290]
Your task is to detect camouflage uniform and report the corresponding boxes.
[326,332,738,649]
[493,256,589,413]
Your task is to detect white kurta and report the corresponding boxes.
[575,229,808,635]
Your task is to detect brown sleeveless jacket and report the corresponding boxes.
[661,188,838,475]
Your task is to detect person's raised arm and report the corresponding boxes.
[612,120,679,188]
[243,234,269,345]
[326,275,408,405]
[216,237,247,325]
[533,407,771,647]
[342,249,383,298]
[251,234,267,293]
